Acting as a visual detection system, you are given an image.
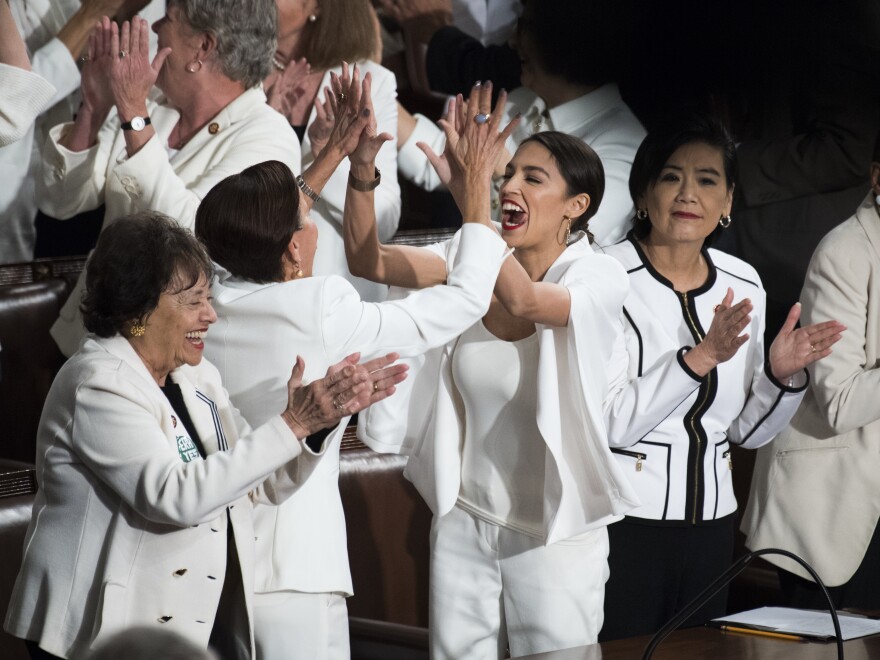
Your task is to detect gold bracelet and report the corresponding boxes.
[295,174,320,203]
[348,167,381,192]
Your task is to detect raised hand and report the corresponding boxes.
[307,86,336,155]
[684,288,753,376]
[106,17,170,120]
[769,302,846,382]
[323,63,374,158]
[349,71,393,167]
[79,18,116,117]
[420,81,518,214]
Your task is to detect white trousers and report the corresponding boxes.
[253,590,350,660]
[430,505,609,659]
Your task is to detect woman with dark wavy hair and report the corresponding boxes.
[3,212,404,659]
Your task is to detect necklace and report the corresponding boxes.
[271,53,286,72]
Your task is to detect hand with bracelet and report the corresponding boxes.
[292,62,387,214]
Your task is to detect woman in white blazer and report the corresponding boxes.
[196,79,511,660]
[597,116,845,640]
[41,3,301,357]
[266,0,398,301]
[743,145,880,610]
[346,81,640,657]
[3,212,404,660]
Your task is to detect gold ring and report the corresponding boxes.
[336,92,346,104]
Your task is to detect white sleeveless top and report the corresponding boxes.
[452,320,544,537]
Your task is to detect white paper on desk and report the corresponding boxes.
[713,607,880,641]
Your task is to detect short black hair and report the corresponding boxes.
[82,212,213,337]
[195,160,301,283]
[629,114,737,245]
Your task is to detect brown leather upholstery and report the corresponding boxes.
[339,430,431,629]
[0,280,70,463]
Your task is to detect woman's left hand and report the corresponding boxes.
[104,17,170,119]
[282,352,408,438]
[769,302,846,382]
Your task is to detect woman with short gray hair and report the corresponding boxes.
[38,1,300,357]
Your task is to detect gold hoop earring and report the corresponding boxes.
[719,214,732,228]
[558,216,571,246]
[130,323,146,337]
[186,58,202,73]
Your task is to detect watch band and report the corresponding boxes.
[348,167,381,192]
[295,174,321,203]
[121,116,151,131]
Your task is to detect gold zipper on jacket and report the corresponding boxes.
[681,291,712,525]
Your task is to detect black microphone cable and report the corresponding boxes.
[641,547,844,660]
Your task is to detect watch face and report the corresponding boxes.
[130,116,146,131]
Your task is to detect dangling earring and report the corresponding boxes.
[293,260,304,278]
[130,323,145,337]
[308,14,317,22]
[558,216,571,246]
[636,208,648,220]
[186,58,202,73]
[719,214,732,228]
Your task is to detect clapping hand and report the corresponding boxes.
[684,288,753,376]
[768,303,846,382]
[266,57,312,123]
[282,352,409,439]
[106,17,170,119]
[324,62,392,161]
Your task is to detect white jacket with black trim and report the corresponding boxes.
[600,235,807,524]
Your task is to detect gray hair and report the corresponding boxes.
[168,0,277,88]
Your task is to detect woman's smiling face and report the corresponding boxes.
[498,141,587,250]
[129,273,217,384]
[640,141,733,247]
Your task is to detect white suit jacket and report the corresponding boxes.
[743,194,880,586]
[360,234,642,544]
[40,86,301,356]
[3,335,321,658]
[204,223,507,595]
[398,83,646,247]
[300,60,400,302]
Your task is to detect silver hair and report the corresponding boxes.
[168,0,277,88]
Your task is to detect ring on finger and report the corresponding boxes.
[810,344,816,353]
[119,50,127,59]
[336,92,346,103]
[373,382,379,393]
[79,55,90,65]
[333,398,344,411]
[474,112,490,124]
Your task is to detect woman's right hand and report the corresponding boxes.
[684,288,753,376]
[79,17,117,118]
[280,352,408,439]
[419,81,518,212]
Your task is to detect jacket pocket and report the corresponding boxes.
[610,447,647,472]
